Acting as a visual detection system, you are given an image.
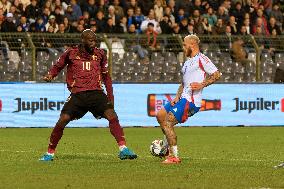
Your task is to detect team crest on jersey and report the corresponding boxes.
[92,55,97,60]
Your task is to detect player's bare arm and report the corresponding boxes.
[171,84,183,106]
[190,70,221,90]
[43,74,53,82]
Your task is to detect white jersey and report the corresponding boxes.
[180,53,218,107]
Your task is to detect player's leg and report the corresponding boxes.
[39,113,71,161]
[103,108,137,160]
[161,112,181,164]
[156,108,168,145]
[89,91,137,160]
[40,94,86,161]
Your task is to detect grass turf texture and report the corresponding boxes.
[0,127,283,189]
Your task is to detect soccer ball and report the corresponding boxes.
[150,139,168,157]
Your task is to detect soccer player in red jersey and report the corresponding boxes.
[39,29,137,161]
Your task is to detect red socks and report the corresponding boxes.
[48,124,64,153]
[109,117,126,146]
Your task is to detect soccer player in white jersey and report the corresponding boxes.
[156,34,221,164]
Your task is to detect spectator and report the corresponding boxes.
[41,7,51,25]
[70,0,82,21]
[202,7,217,27]
[252,17,269,35]
[243,18,251,34]
[0,0,12,14]
[140,9,161,33]
[18,16,29,32]
[228,15,238,34]
[179,17,188,34]
[172,24,180,34]
[176,8,186,23]
[224,25,232,49]
[200,17,212,34]
[134,7,144,33]
[116,16,128,33]
[35,17,46,32]
[12,0,24,16]
[78,16,88,29]
[145,22,159,50]
[47,25,55,33]
[63,17,72,33]
[125,0,138,13]
[1,13,17,32]
[192,0,204,15]
[45,15,58,33]
[112,0,124,18]
[103,17,117,33]
[126,8,136,28]
[75,23,84,33]
[97,0,108,17]
[187,24,194,34]
[230,2,245,29]
[191,9,201,25]
[9,5,20,22]
[57,23,65,33]
[175,0,192,17]
[217,6,229,24]
[270,3,283,29]
[254,8,268,29]
[138,0,154,16]
[53,6,64,24]
[154,0,164,22]
[262,0,273,16]
[21,0,31,11]
[25,0,40,23]
[164,6,175,26]
[16,24,23,32]
[65,5,77,23]
[127,24,149,64]
[90,24,97,32]
[107,5,120,26]
[221,0,232,15]
[159,15,173,34]
[95,10,106,33]
[212,18,226,35]
[29,22,36,32]
[81,0,97,18]
[52,0,64,15]
[268,17,281,35]
[239,25,249,35]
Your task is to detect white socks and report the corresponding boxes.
[119,145,127,151]
[163,135,168,146]
[171,145,178,157]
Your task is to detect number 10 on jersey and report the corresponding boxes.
[82,62,91,71]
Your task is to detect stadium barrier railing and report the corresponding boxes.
[0,33,283,83]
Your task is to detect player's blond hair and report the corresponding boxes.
[184,34,200,44]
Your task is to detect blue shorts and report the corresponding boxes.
[164,98,200,123]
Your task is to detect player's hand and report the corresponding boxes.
[170,98,179,106]
[43,74,53,82]
[190,82,204,90]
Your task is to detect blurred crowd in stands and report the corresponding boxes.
[0,0,283,37]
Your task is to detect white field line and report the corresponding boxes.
[0,149,282,163]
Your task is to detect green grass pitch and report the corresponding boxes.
[0,127,283,189]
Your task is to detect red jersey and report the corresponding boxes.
[48,46,109,94]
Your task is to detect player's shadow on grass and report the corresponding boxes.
[59,154,119,162]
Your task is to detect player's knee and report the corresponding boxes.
[59,113,71,125]
[156,109,166,122]
[167,113,177,125]
[104,109,118,120]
